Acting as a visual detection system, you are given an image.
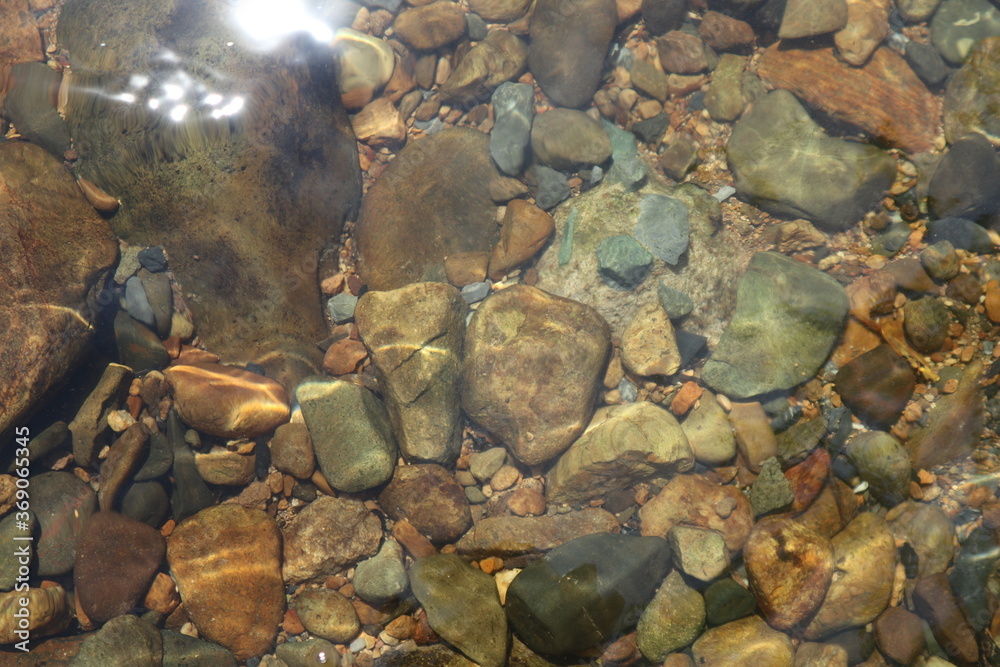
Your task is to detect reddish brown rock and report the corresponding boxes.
[164,362,290,439]
[757,45,940,154]
[794,479,858,539]
[698,11,755,51]
[744,516,834,630]
[74,512,165,623]
[167,505,285,661]
[785,447,831,512]
[639,474,754,556]
[912,573,979,665]
[489,200,555,280]
[873,606,925,665]
[322,338,368,376]
[378,464,472,543]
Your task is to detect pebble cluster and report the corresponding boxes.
[4,0,1000,664]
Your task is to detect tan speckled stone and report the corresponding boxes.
[803,512,896,639]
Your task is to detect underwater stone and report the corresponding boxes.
[596,235,653,290]
[505,533,670,656]
[634,194,690,265]
[490,82,534,176]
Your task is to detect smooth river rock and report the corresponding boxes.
[727,90,897,232]
[166,504,285,661]
[505,533,670,656]
[462,285,612,465]
[528,0,617,108]
[702,251,850,399]
[546,401,694,505]
[296,377,397,492]
[356,127,524,290]
[803,512,897,639]
[410,554,509,667]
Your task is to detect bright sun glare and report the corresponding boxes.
[232,0,334,50]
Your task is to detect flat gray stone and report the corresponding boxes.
[490,82,534,176]
[634,194,690,265]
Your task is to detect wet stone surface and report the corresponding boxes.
[9,0,1000,663]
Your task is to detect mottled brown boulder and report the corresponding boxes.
[74,512,165,623]
[167,505,284,661]
[744,516,834,630]
[0,0,43,65]
[757,44,940,154]
[59,0,362,388]
[462,285,612,465]
[0,141,118,440]
[282,496,383,583]
[356,127,524,290]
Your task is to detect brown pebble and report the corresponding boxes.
[479,556,504,574]
[391,519,438,559]
[144,572,181,616]
[385,614,417,640]
[507,487,546,516]
[283,608,305,635]
[347,274,363,295]
[490,464,520,491]
[412,611,439,645]
[322,338,369,375]
[669,381,703,416]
